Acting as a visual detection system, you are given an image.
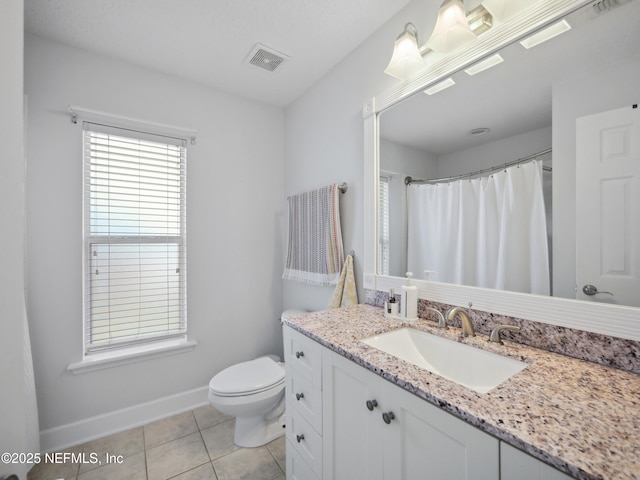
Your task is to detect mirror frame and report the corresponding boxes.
[363,0,640,342]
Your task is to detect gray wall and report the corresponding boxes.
[282,0,440,311]
[25,34,285,437]
[0,1,31,478]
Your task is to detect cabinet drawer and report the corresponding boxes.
[286,371,322,433]
[283,326,322,388]
[287,407,322,478]
[286,439,320,480]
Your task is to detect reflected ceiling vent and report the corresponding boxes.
[592,0,631,14]
[468,127,491,136]
[245,44,290,73]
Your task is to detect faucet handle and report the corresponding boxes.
[488,325,521,344]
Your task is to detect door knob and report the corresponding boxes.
[382,411,395,424]
[295,351,304,358]
[296,434,305,443]
[366,399,378,411]
[295,392,304,401]
[582,284,613,296]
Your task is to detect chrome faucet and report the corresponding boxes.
[425,306,447,329]
[447,307,475,337]
[489,325,521,344]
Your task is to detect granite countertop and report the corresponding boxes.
[282,304,640,480]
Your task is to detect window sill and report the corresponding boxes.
[67,338,197,375]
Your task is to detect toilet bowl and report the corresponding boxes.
[208,310,306,447]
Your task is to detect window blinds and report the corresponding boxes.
[83,122,187,353]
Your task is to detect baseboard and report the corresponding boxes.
[39,385,209,453]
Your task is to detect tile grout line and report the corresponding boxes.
[195,410,218,480]
[142,422,149,480]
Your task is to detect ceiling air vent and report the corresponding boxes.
[245,44,290,73]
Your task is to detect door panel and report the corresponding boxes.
[576,104,640,306]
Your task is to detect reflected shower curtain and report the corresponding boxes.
[407,161,550,295]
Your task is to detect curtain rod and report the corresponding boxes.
[405,148,552,186]
[68,105,198,145]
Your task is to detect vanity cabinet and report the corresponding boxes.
[283,327,323,480]
[322,346,499,480]
[284,325,571,480]
[500,442,572,480]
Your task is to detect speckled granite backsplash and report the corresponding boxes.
[365,289,640,375]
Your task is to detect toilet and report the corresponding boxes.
[208,310,306,447]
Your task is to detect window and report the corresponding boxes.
[378,175,390,276]
[83,122,187,354]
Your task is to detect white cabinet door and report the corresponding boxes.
[501,442,572,480]
[379,377,499,480]
[323,348,499,480]
[322,350,385,480]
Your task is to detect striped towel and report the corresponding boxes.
[283,184,344,286]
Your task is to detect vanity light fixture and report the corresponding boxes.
[464,53,504,75]
[384,4,492,80]
[424,77,456,95]
[520,19,572,49]
[427,0,478,54]
[481,0,539,23]
[384,23,426,80]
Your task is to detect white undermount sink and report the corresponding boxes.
[361,328,528,394]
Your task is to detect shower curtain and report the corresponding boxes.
[407,160,550,295]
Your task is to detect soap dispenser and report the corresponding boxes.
[401,272,418,321]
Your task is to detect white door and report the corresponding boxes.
[576,104,640,306]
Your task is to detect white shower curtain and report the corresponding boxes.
[407,160,550,295]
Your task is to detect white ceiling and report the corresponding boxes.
[24,0,414,107]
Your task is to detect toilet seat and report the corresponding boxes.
[209,356,285,397]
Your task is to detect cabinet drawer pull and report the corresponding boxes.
[382,411,395,424]
[366,399,378,411]
[295,351,305,359]
[296,392,305,401]
[296,434,305,443]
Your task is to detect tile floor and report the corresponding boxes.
[27,405,286,480]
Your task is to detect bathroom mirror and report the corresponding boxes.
[363,0,640,340]
[379,0,640,305]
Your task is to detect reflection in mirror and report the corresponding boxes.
[378,0,640,307]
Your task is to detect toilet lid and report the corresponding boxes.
[209,356,285,396]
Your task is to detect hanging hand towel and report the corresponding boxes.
[283,184,345,286]
[327,254,358,309]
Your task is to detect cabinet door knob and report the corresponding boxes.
[366,399,378,411]
[296,434,305,443]
[295,351,304,358]
[382,411,395,424]
[296,392,305,401]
